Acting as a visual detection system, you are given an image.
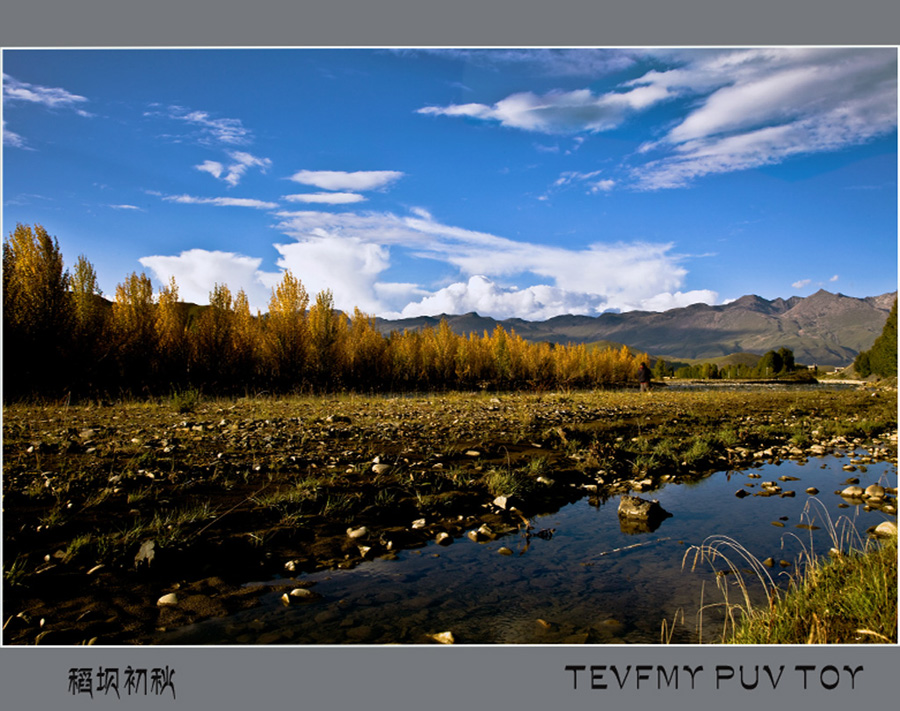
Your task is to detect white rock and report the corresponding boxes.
[435,532,452,546]
[873,521,898,538]
[157,593,178,607]
[372,463,391,475]
[840,485,865,498]
[281,587,318,605]
[865,484,886,500]
[430,631,455,644]
[346,526,368,539]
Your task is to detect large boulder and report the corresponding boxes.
[617,495,672,534]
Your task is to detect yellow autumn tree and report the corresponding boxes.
[154,276,188,384]
[2,223,74,393]
[111,271,157,386]
[264,270,309,386]
[307,289,348,388]
[231,288,262,388]
[346,307,389,388]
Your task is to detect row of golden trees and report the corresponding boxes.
[3,223,647,398]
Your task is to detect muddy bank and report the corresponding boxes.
[3,386,896,644]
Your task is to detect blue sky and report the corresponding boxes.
[2,47,897,320]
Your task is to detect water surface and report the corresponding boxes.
[161,452,896,645]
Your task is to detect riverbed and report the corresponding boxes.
[159,452,897,645]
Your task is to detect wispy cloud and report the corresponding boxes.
[542,170,615,199]
[164,194,279,209]
[195,151,272,187]
[3,73,88,109]
[150,104,252,145]
[628,48,897,189]
[3,74,92,146]
[109,204,143,211]
[415,48,897,190]
[792,278,812,289]
[283,192,367,204]
[2,120,29,148]
[398,48,641,78]
[288,170,404,192]
[418,85,671,135]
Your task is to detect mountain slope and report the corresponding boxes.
[374,290,897,366]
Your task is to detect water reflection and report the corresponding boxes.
[160,453,896,645]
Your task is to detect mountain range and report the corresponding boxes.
[374,289,898,366]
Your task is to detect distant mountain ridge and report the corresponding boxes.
[374,289,897,366]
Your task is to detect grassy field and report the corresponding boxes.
[726,533,897,644]
[3,384,897,644]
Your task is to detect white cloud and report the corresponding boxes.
[272,236,391,314]
[413,49,896,190]
[196,160,224,179]
[274,208,713,318]
[196,151,272,187]
[109,204,142,211]
[547,171,615,196]
[628,48,897,189]
[830,275,839,282]
[288,170,404,192]
[141,204,716,319]
[397,276,609,320]
[3,73,88,108]
[152,105,252,145]
[418,85,671,135]
[792,279,812,289]
[2,120,28,148]
[164,194,279,209]
[140,249,275,311]
[396,276,718,321]
[283,192,367,204]
[637,290,720,312]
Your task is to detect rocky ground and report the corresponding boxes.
[3,385,897,645]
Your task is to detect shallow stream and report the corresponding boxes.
[160,452,896,645]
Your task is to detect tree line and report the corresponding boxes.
[3,223,649,399]
[668,347,803,380]
[854,297,897,378]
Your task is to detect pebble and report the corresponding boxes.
[281,588,319,605]
[872,521,898,538]
[346,526,368,539]
[429,631,455,644]
[864,484,886,500]
[157,593,179,607]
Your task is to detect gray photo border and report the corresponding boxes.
[2,1,898,708]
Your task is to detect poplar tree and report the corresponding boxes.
[264,271,309,387]
[2,223,73,394]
